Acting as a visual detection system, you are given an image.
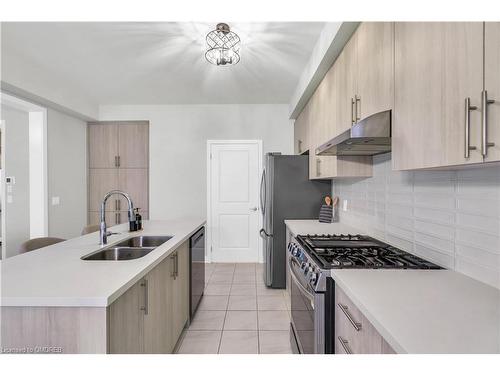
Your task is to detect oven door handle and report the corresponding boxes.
[289,258,315,308]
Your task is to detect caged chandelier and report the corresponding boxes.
[205,23,241,66]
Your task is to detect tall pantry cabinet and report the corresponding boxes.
[87,121,149,226]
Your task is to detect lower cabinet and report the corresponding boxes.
[108,241,189,354]
[335,285,395,354]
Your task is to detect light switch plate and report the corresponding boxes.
[51,196,60,205]
[342,199,348,212]
[7,195,13,203]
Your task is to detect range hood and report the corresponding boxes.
[316,110,391,156]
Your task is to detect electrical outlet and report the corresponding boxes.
[342,199,348,212]
[7,195,13,203]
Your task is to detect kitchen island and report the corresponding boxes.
[1,219,205,354]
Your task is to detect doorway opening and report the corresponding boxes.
[0,92,48,258]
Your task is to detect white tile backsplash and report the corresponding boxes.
[333,152,500,289]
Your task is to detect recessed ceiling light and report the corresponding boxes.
[205,23,241,66]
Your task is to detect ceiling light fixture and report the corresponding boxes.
[205,23,241,66]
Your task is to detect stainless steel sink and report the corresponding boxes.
[114,236,172,248]
[81,235,172,261]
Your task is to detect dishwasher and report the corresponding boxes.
[189,227,205,320]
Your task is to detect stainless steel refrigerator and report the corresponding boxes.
[259,153,331,288]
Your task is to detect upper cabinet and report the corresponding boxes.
[294,103,309,154]
[355,22,394,121]
[392,22,500,170]
[484,22,500,162]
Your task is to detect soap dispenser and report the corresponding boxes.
[134,208,143,230]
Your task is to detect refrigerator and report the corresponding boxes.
[259,153,331,288]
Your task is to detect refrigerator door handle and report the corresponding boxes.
[260,169,266,215]
[259,228,273,238]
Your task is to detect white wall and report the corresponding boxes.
[1,105,30,257]
[47,108,87,239]
[333,153,500,289]
[99,104,293,220]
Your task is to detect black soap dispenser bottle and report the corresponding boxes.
[135,208,143,231]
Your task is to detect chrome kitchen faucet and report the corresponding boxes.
[100,190,135,245]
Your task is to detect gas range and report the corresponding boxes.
[297,234,442,270]
[287,233,442,354]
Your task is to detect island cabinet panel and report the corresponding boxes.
[335,285,395,354]
[171,241,190,344]
[107,240,190,354]
[484,22,500,162]
[393,22,484,170]
[143,257,173,354]
[108,278,145,354]
[0,307,107,354]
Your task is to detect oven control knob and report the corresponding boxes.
[300,262,307,270]
[310,272,318,285]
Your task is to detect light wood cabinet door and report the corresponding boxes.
[171,242,189,348]
[484,22,500,162]
[118,168,149,211]
[88,169,118,211]
[118,122,149,168]
[294,104,309,154]
[337,33,358,133]
[88,210,117,227]
[144,257,173,354]
[108,279,145,354]
[356,22,394,120]
[393,22,484,170]
[88,123,118,168]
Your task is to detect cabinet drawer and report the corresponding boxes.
[335,285,390,354]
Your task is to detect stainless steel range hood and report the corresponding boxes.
[316,110,391,156]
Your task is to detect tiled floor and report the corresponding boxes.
[177,263,293,354]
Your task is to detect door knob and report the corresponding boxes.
[250,207,258,211]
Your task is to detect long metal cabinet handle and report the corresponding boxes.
[337,336,353,354]
[175,252,179,279]
[351,98,356,125]
[117,155,121,167]
[481,90,496,157]
[114,156,118,167]
[298,140,302,154]
[115,212,119,224]
[355,95,361,121]
[316,158,321,176]
[260,169,266,215]
[338,303,362,331]
[140,279,149,315]
[464,97,478,158]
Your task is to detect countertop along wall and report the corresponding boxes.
[332,153,500,289]
[99,104,293,220]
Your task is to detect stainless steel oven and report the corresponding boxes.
[288,241,334,354]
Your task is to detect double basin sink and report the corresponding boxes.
[82,236,172,261]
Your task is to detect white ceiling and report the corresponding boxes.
[1,22,325,105]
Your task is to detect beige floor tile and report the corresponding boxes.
[198,295,229,311]
[256,284,286,296]
[209,272,234,284]
[177,330,222,354]
[257,295,287,310]
[259,331,293,354]
[204,283,231,296]
[230,284,256,296]
[223,310,258,330]
[235,264,256,272]
[219,331,259,354]
[227,295,257,310]
[232,273,256,284]
[258,311,290,331]
[189,310,226,330]
[215,263,236,271]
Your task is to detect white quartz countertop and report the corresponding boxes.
[1,219,205,307]
[331,269,500,354]
[284,219,500,354]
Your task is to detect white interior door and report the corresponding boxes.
[209,140,262,263]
